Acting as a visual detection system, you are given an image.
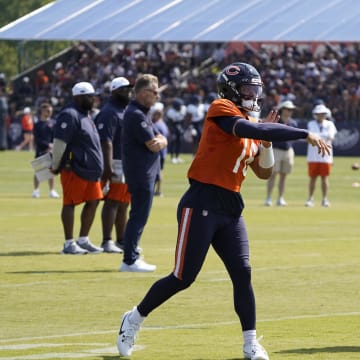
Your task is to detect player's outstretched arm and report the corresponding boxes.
[306,132,332,156]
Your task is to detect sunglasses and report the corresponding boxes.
[144,88,159,96]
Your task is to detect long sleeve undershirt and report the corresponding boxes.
[213,116,308,141]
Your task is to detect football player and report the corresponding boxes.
[116,63,331,360]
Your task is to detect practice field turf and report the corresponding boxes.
[0,151,359,360]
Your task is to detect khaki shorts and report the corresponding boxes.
[273,148,295,174]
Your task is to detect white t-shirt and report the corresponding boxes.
[307,119,337,163]
[166,106,186,123]
[186,103,205,123]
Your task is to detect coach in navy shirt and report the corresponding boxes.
[120,74,168,272]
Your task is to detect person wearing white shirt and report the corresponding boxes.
[305,104,337,207]
[166,98,186,163]
[185,94,205,155]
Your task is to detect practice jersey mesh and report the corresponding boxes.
[188,99,260,192]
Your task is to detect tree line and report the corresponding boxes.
[0,0,69,80]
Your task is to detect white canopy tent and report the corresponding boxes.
[0,0,360,43]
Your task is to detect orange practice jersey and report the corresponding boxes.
[21,114,34,131]
[187,99,261,192]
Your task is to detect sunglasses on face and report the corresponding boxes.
[144,88,159,96]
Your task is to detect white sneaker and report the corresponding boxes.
[243,339,269,360]
[76,240,104,254]
[101,240,123,253]
[61,241,88,255]
[49,189,60,198]
[32,189,40,198]
[119,259,156,272]
[305,199,314,207]
[117,308,141,356]
[171,158,178,164]
[322,199,330,207]
[276,198,287,206]
[264,198,272,206]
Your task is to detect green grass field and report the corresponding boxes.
[1,151,359,360]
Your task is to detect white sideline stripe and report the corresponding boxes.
[0,343,105,350]
[1,311,359,345]
[0,346,117,360]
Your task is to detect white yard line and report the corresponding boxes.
[1,311,359,345]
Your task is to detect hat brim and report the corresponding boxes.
[112,85,133,91]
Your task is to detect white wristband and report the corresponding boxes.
[259,145,274,168]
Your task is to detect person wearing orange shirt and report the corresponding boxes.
[16,107,34,151]
[116,63,331,360]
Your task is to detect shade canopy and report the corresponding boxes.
[0,0,360,43]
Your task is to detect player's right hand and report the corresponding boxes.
[306,132,332,156]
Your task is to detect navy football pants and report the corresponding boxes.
[123,181,155,264]
[138,203,256,331]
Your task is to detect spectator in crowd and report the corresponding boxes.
[151,102,169,197]
[50,82,104,255]
[32,102,60,199]
[203,91,218,113]
[10,42,360,124]
[166,98,186,164]
[305,104,337,207]
[95,77,133,253]
[116,62,331,360]
[185,94,205,155]
[265,100,298,206]
[17,76,34,107]
[34,69,49,93]
[0,82,8,150]
[16,107,34,151]
[119,74,168,272]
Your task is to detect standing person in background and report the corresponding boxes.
[151,102,169,197]
[0,82,8,150]
[50,82,104,255]
[16,107,34,151]
[166,98,186,164]
[32,102,60,199]
[185,94,205,155]
[265,100,297,206]
[305,104,337,207]
[116,62,331,360]
[95,77,133,253]
[119,74,168,272]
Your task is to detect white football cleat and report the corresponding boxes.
[243,338,269,360]
[117,308,141,356]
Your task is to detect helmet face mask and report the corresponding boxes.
[217,62,264,112]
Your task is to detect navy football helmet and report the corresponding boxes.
[217,62,263,112]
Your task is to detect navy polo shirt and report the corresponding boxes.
[33,118,56,157]
[54,103,103,181]
[272,118,298,150]
[122,100,160,185]
[95,98,125,160]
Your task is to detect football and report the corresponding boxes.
[351,162,359,170]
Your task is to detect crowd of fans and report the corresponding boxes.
[1,41,360,150]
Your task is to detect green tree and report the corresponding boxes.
[0,0,69,79]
